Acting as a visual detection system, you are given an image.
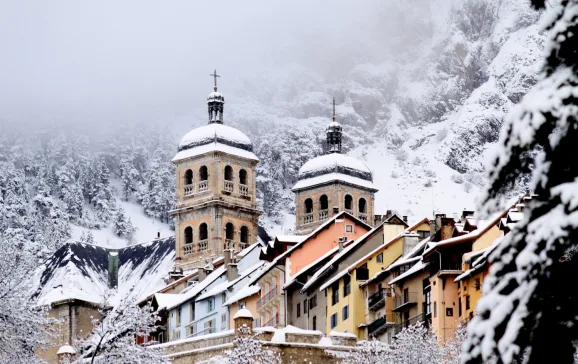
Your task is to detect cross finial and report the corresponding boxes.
[210,69,221,90]
[332,97,336,121]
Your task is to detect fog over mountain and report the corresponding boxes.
[0,0,546,243]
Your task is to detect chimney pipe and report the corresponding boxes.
[157,231,160,239]
[333,206,339,215]
[402,215,408,223]
[338,237,345,252]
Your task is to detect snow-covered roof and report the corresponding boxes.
[173,123,258,162]
[33,237,176,306]
[223,284,260,306]
[233,308,253,319]
[293,153,376,192]
[166,266,226,311]
[153,293,186,311]
[57,345,76,355]
[196,262,264,301]
[388,260,429,285]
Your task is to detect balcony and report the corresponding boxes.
[257,287,278,309]
[198,239,209,252]
[264,313,279,328]
[393,292,417,312]
[319,209,328,221]
[182,244,195,256]
[239,184,249,197]
[368,314,395,337]
[303,213,314,225]
[224,181,234,193]
[184,184,194,196]
[224,239,236,250]
[393,312,426,336]
[368,288,392,311]
[198,181,209,192]
[358,213,368,222]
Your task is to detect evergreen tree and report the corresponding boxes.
[113,208,136,241]
[86,230,96,244]
[464,1,578,363]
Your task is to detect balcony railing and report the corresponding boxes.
[264,313,279,328]
[184,185,195,196]
[224,181,234,192]
[257,287,278,309]
[198,239,209,252]
[393,312,426,336]
[368,288,392,311]
[182,244,195,256]
[239,184,249,197]
[368,313,396,337]
[358,212,368,222]
[319,209,328,221]
[198,181,209,192]
[224,239,235,250]
[303,213,314,225]
[394,292,418,311]
[345,209,353,215]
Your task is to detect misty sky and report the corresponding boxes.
[0,0,410,129]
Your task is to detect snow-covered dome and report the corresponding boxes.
[326,121,342,131]
[207,90,224,103]
[292,153,377,192]
[173,123,258,162]
[57,345,76,355]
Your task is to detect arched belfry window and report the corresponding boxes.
[184,226,193,245]
[225,223,235,240]
[184,169,193,185]
[359,198,367,213]
[344,195,353,211]
[224,166,233,181]
[239,169,248,185]
[240,226,249,245]
[305,198,313,214]
[320,195,329,211]
[199,166,208,181]
[199,223,208,241]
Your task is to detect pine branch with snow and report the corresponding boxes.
[464,1,578,363]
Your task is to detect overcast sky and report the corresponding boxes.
[0,1,434,129]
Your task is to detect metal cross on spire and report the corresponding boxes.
[210,69,221,90]
[332,97,336,121]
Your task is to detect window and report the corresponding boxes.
[344,195,353,210]
[199,223,208,241]
[297,303,301,318]
[342,305,349,321]
[225,223,235,241]
[224,165,233,181]
[356,263,369,281]
[199,166,208,181]
[320,195,328,210]
[331,313,338,329]
[187,325,195,337]
[376,253,383,263]
[331,283,339,305]
[358,198,367,213]
[345,224,353,232]
[175,330,181,340]
[425,291,431,316]
[466,295,471,310]
[403,288,409,303]
[207,298,215,313]
[344,275,351,297]
[446,308,453,316]
[204,319,214,333]
[239,169,248,185]
[417,230,429,239]
[190,303,195,322]
[221,314,227,330]
[434,301,437,318]
[222,293,226,303]
[305,198,313,214]
[459,297,462,317]
[240,226,249,245]
[184,169,193,185]
[184,227,193,245]
[176,307,182,327]
[309,294,317,309]
[238,301,246,310]
[303,299,308,314]
[312,316,317,330]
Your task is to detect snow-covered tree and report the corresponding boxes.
[113,208,137,241]
[0,232,57,364]
[387,322,444,364]
[224,326,281,364]
[75,291,168,364]
[463,1,578,363]
[86,230,96,244]
[347,338,390,364]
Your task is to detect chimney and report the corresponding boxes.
[225,250,238,281]
[402,215,408,224]
[333,206,339,215]
[338,236,346,252]
[440,217,455,241]
[108,250,119,289]
[234,309,254,337]
[386,210,393,219]
[402,232,419,256]
[156,231,160,239]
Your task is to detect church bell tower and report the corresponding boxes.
[170,70,262,270]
